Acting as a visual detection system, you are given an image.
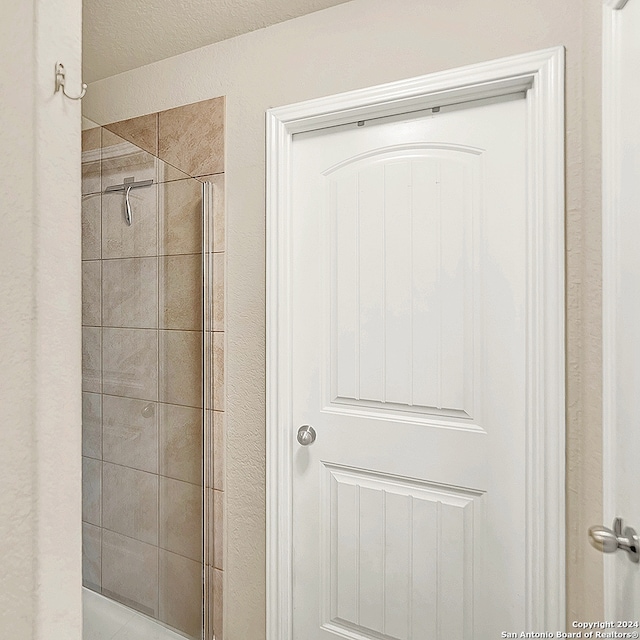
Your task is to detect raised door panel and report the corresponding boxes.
[327,147,479,422]
[322,464,481,640]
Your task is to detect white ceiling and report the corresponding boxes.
[83,0,352,83]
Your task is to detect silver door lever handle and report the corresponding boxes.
[588,517,639,563]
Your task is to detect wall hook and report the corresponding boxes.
[55,62,87,100]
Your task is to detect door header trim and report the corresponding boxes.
[266,46,566,639]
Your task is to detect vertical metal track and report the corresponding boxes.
[202,180,215,640]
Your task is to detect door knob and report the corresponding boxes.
[588,517,640,563]
[297,425,316,446]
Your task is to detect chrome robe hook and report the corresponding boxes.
[55,62,87,100]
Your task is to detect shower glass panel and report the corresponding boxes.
[82,116,211,640]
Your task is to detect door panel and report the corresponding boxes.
[322,464,481,640]
[605,0,640,617]
[292,97,527,639]
[328,149,476,417]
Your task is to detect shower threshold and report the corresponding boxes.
[83,587,193,640]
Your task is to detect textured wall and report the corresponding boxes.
[84,0,604,635]
[0,1,37,633]
[0,0,83,637]
[83,0,352,82]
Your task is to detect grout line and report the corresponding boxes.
[99,325,203,332]
[102,456,202,488]
[100,522,202,565]
[98,251,203,261]
[100,392,203,411]
[101,456,204,490]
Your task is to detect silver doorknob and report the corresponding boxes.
[588,517,639,563]
[297,425,316,446]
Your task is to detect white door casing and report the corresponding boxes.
[602,0,640,617]
[267,48,565,639]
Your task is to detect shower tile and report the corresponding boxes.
[82,194,102,260]
[206,567,213,640]
[82,127,101,195]
[159,476,202,562]
[213,489,224,571]
[158,177,202,256]
[104,114,158,157]
[103,462,158,545]
[102,185,157,259]
[213,332,225,411]
[83,125,101,152]
[158,549,203,639]
[158,403,203,485]
[213,411,225,491]
[207,489,214,567]
[103,328,158,401]
[102,529,159,618]
[212,173,225,253]
[102,257,158,329]
[157,159,191,184]
[103,395,158,474]
[101,128,156,188]
[159,330,203,408]
[82,392,102,460]
[82,327,102,393]
[82,456,102,526]
[213,568,223,640]
[83,522,102,591]
[159,254,202,331]
[158,96,224,177]
[205,411,214,490]
[199,172,225,253]
[213,252,224,331]
[82,261,102,327]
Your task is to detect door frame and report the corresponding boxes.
[266,47,566,639]
[602,0,633,616]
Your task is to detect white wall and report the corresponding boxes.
[84,0,604,635]
[0,0,83,636]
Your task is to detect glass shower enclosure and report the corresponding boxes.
[81,117,213,639]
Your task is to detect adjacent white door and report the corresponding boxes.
[603,0,640,618]
[290,96,530,639]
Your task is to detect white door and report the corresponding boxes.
[290,95,531,639]
[603,0,640,618]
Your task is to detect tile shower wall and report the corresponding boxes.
[82,97,225,640]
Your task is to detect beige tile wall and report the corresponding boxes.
[82,98,225,640]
